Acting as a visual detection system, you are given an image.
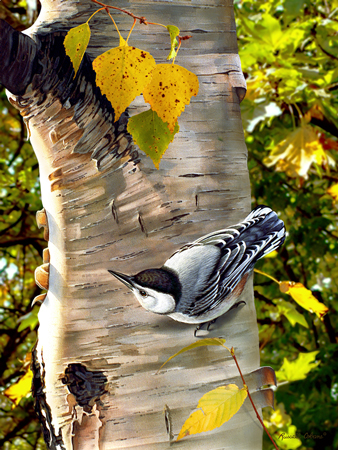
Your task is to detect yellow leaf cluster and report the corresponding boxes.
[264,403,303,448]
[177,384,247,441]
[279,281,329,320]
[263,124,334,179]
[64,19,199,168]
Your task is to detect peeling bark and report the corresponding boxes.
[1,1,274,448]
[31,347,66,450]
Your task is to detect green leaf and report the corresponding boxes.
[166,25,180,60]
[276,351,320,382]
[64,23,91,77]
[257,13,283,49]
[127,109,179,169]
[158,338,226,371]
[17,308,39,332]
[276,300,309,328]
[284,0,304,19]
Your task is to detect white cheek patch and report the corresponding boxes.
[132,288,176,314]
[133,289,156,311]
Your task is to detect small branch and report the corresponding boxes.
[91,0,148,24]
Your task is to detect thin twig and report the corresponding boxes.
[91,0,147,24]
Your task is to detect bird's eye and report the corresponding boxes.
[140,290,148,297]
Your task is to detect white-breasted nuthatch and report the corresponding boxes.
[108,206,285,331]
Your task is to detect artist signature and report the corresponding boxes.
[279,431,327,441]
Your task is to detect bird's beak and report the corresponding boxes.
[108,270,134,290]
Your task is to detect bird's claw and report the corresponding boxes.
[194,319,217,337]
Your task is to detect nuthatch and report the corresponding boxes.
[109,206,285,332]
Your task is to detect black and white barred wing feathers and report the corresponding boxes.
[168,206,285,317]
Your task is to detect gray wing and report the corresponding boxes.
[167,206,285,317]
[174,241,249,316]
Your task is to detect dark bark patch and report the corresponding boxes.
[61,363,108,413]
[0,19,38,95]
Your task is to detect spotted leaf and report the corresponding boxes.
[93,45,156,121]
[143,63,199,132]
[64,23,91,77]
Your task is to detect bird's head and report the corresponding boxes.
[108,268,181,315]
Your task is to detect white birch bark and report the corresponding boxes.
[6,0,271,448]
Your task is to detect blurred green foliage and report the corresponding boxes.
[236,0,338,448]
[0,2,46,449]
[0,0,337,449]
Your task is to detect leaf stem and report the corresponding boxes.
[146,21,168,28]
[126,18,137,44]
[172,37,182,64]
[105,8,123,42]
[230,348,280,450]
[254,268,280,285]
[86,7,106,23]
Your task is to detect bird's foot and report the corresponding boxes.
[194,319,217,337]
[229,300,246,311]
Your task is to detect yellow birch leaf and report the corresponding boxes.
[177,384,247,441]
[4,368,33,407]
[143,63,199,132]
[93,45,156,121]
[64,23,91,77]
[327,183,338,202]
[263,124,332,179]
[279,281,328,320]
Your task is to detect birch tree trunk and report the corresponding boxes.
[1,0,275,448]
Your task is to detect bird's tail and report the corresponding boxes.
[192,205,285,262]
[241,205,286,259]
